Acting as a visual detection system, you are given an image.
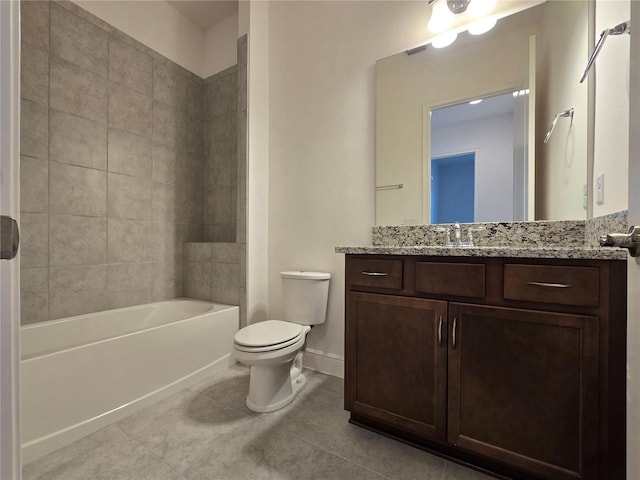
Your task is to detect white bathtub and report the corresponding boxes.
[20,299,238,464]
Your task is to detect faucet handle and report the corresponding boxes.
[434,227,452,247]
[465,226,486,247]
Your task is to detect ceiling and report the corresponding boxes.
[431,91,520,128]
[166,0,238,30]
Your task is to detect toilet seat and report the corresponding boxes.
[234,320,304,353]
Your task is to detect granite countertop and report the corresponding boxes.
[335,245,628,260]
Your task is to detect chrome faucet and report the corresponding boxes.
[435,223,485,248]
[453,222,462,247]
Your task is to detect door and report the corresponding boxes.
[627,2,640,478]
[0,0,21,477]
[447,303,599,480]
[346,292,448,441]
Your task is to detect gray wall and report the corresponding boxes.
[184,35,248,327]
[204,67,237,242]
[19,1,245,325]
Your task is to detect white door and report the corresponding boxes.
[628,3,640,479]
[0,0,21,477]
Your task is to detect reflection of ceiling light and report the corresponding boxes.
[428,0,455,33]
[512,89,530,97]
[467,0,498,17]
[469,99,482,105]
[432,31,458,48]
[468,17,497,35]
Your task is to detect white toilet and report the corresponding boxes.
[233,271,330,412]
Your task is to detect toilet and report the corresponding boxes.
[233,271,330,412]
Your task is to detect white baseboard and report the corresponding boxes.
[303,348,344,378]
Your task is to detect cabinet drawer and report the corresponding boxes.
[504,264,600,307]
[347,259,403,290]
[416,262,485,298]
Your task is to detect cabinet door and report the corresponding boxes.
[346,292,448,440]
[447,303,599,480]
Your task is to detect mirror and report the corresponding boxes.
[376,0,590,226]
[430,90,529,224]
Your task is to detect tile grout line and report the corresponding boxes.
[293,434,396,480]
[111,422,188,480]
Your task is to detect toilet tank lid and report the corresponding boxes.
[280,271,331,280]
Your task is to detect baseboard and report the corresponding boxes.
[303,348,344,378]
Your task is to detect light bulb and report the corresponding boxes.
[432,31,458,48]
[467,0,498,17]
[428,0,454,33]
[468,17,497,35]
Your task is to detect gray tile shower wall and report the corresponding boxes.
[237,34,248,327]
[184,243,241,306]
[19,0,211,324]
[204,66,238,243]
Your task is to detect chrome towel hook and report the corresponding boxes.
[580,20,631,83]
[544,108,574,144]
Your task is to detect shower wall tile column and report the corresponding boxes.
[20,1,51,324]
[204,67,238,242]
[237,34,248,327]
[19,1,206,324]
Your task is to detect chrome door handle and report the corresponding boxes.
[0,215,19,260]
[438,316,443,347]
[600,225,640,257]
[361,271,389,276]
[452,317,457,350]
[526,281,572,289]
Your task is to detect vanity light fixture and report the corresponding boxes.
[428,0,455,33]
[467,0,497,17]
[432,31,458,48]
[468,17,497,35]
[427,0,499,48]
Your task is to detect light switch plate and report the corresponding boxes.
[596,174,605,205]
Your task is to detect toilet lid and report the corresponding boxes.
[234,320,304,348]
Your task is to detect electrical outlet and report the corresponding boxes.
[596,174,605,205]
[583,184,587,209]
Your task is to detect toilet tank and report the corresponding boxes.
[281,271,331,325]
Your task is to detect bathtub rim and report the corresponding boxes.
[21,298,236,361]
[21,299,240,465]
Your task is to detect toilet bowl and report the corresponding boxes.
[233,271,330,412]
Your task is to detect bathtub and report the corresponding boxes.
[20,299,238,464]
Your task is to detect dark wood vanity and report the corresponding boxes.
[344,254,626,480]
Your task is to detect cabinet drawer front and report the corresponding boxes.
[347,259,403,290]
[416,262,485,298]
[504,264,599,307]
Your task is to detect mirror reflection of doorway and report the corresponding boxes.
[431,153,475,224]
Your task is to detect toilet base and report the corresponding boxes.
[246,352,307,412]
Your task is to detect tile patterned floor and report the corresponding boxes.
[23,366,497,480]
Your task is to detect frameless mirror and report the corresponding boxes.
[430,90,530,224]
[376,0,590,226]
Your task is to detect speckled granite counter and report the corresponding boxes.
[337,211,630,260]
[335,245,628,260]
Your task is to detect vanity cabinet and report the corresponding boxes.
[344,255,626,480]
[346,293,447,441]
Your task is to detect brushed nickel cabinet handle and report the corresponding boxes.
[526,281,573,289]
[452,317,457,350]
[438,316,443,347]
[361,271,389,276]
